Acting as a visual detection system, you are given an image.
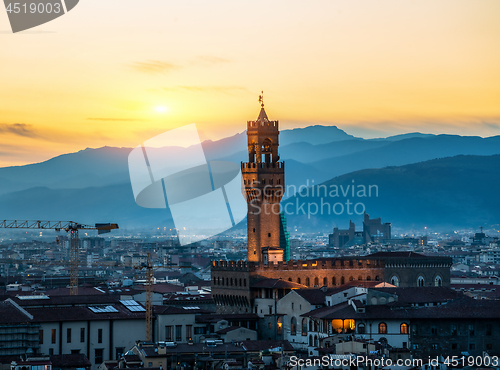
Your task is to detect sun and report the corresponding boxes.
[154,106,168,113]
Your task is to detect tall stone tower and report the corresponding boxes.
[241,96,285,263]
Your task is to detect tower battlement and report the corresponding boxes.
[247,120,279,130]
[241,162,285,170]
[211,258,384,272]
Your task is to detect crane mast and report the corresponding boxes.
[0,220,118,295]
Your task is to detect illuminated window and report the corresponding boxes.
[379,322,387,334]
[400,323,408,334]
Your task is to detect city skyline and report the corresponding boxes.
[1,0,500,167]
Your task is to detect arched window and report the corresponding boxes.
[213,277,216,285]
[349,276,354,281]
[302,318,307,335]
[400,323,409,334]
[314,277,319,287]
[288,278,292,282]
[366,276,371,281]
[323,277,327,286]
[358,276,363,281]
[243,279,246,287]
[341,276,345,285]
[226,278,229,285]
[314,335,318,347]
[434,275,442,287]
[358,323,365,334]
[305,277,310,287]
[277,317,282,335]
[290,317,297,335]
[297,277,301,284]
[230,278,233,286]
[309,320,313,332]
[379,322,387,334]
[391,275,399,287]
[239,278,242,286]
[332,276,336,286]
[375,275,380,281]
[309,334,313,347]
[417,276,425,287]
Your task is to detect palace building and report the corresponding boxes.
[211,99,452,315]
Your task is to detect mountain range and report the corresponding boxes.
[1,125,499,232]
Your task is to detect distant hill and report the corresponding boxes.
[283,154,500,231]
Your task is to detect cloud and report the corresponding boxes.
[87,118,147,122]
[130,60,179,74]
[0,123,39,138]
[161,86,249,94]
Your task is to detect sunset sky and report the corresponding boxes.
[1,0,500,167]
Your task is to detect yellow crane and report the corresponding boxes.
[0,220,118,295]
[134,252,154,342]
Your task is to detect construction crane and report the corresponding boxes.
[134,252,154,342]
[0,220,118,295]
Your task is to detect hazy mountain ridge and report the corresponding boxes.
[1,125,500,231]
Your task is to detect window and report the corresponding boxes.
[67,328,71,343]
[39,329,43,344]
[451,343,457,349]
[269,306,272,315]
[358,324,365,334]
[80,328,85,342]
[434,275,442,286]
[468,324,474,336]
[332,276,336,285]
[378,322,387,334]
[115,347,124,360]
[49,348,54,355]
[323,277,327,286]
[95,349,104,365]
[451,325,457,335]
[290,317,297,335]
[486,343,493,350]
[314,277,319,287]
[98,328,103,343]
[71,349,80,354]
[400,323,408,334]
[391,275,399,287]
[186,325,192,341]
[175,325,182,341]
[417,276,425,287]
[194,326,205,335]
[51,329,56,344]
[431,326,437,335]
[305,277,310,287]
[469,343,475,350]
[277,317,282,335]
[432,344,438,350]
[302,319,307,335]
[297,278,301,284]
[486,324,492,336]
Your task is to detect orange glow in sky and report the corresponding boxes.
[1,0,500,167]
